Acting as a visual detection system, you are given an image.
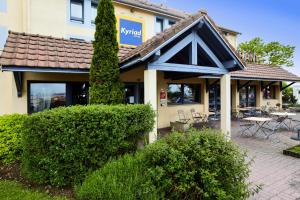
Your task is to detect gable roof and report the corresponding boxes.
[1,11,243,71]
[119,11,245,70]
[0,31,299,82]
[230,64,300,82]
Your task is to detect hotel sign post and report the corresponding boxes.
[118,17,144,47]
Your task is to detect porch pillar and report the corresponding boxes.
[220,74,231,139]
[144,69,158,143]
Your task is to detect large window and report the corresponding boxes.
[263,85,276,99]
[124,83,144,104]
[70,0,84,22]
[91,0,98,24]
[167,84,200,105]
[239,86,256,107]
[29,82,88,113]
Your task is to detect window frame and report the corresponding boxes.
[167,83,201,105]
[263,85,276,99]
[70,0,84,23]
[27,81,89,114]
[239,85,257,107]
[91,0,98,24]
[155,17,164,33]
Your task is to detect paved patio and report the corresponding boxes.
[231,116,300,200]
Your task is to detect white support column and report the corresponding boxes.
[220,74,231,139]
[144,69,158,143]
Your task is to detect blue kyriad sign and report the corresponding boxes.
[119,18,143,46]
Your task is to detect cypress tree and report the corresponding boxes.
[89,0,124,104]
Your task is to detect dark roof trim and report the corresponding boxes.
[218,26,241,35]
[203,20,244,70]
[120,16,205,69]
[1,66,90,74]
[113,0,187,19]
[121,17,244,71]
[231,76,300,82]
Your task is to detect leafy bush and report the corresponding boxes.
[143,129,251,200]
[76,129,251,200]
[21,104,155,186]
[76,154,160,200]
[0,114,27,164]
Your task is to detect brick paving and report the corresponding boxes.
[231,117,300,200]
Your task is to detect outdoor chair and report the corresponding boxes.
[177,110,190,124]
[260,106,270,117]
[265,116,288,138]
[190,108,209,128]
[237,114,255,136]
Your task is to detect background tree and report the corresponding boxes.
[89,0,124,104]
[238,37,295,67]
[282,82,298,105]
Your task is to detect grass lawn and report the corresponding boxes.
[0,180,69,200]
[289,145,300,154]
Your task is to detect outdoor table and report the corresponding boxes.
[270,112,296,130]
[243,117,272,137]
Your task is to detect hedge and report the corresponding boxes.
[0,114,27,164]
[21,104,155,186]
[76,129,252,200]
[75,154,160,200]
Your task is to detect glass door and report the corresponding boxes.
[209,85,220,112]
[239,85,256,107]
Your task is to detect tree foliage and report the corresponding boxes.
[282,82,298,104]
[238,37,295,67]
[89,0,124,104]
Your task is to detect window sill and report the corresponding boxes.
[70,19,84,24]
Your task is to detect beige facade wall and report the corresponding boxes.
[157,72,207,128]
[0,68,283,128]
[224,33,238,49]
[0,0,158,45]
[0,71,89,115]
[0,0,238,48]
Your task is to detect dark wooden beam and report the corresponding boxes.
[222,60,237,69]
[238,80,252,91]
[261,81,277,91]
[164,72,201,80]
[206,79,219,92]
[13,72,23,97]
[280,82,295,91]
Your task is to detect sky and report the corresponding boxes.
[152,0,300,76]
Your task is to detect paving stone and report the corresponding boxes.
[231,114,300,200]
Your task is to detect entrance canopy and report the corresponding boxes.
[120,11,245,75]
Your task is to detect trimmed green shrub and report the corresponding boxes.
[21,104,155,186]
[143,129,251,200]
[76,154,160,200]
[76,129,251,200]
[89,0,124,104]
[0,114,27,164]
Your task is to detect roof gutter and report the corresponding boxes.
[1,66,90,74]
[113,0,185,20]
[231,76,300,82]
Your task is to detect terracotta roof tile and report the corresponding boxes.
[230,64,300,82]
[0,31,135,69]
